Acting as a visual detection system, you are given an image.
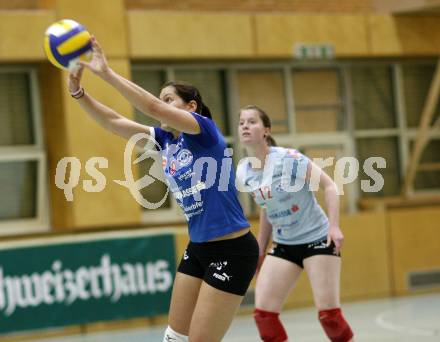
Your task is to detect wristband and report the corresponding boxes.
[70,87,85,99]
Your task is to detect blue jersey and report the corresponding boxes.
[152,112,249,242]
[237,147,328,245]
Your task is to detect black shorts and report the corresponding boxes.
[268,236,340,268]
[177,231,259,296]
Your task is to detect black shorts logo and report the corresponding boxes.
[213,272,232,282]
[209,261,228,271]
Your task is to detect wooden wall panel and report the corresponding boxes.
[369,15,440,56]
[374,0,440,14]
[55,0,128,58]
[339,212,391,299]
[39,64,74,229]
[237,71,288,133]
[292,70,340,106]
[2,9,440,61]
[388,206,440,295]
[128,11,255,58]
[0,11,55,61]
[292,70,341,133]
[0,0,54,10]
[126,0,374,13]
[254,15,369,57]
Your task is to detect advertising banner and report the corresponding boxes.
[0,231,176,334]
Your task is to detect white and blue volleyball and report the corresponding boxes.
[44,19,92,70]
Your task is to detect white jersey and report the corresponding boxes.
[237,147,328,245]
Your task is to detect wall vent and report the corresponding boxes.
[408,269,440,290]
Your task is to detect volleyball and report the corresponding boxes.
[44,19,92,71]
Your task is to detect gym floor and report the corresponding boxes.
[33,293,440,341]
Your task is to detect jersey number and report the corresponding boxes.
[253,186,272,200]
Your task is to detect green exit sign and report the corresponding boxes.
[294,43,334,59]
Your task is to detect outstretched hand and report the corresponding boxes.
[78,36,110,77]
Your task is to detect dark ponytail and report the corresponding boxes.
[240,105,277,146]
[198,101,212,120]
[266,135,277,147]
[162,81,212,120]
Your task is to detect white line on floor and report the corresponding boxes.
[375,311,439,337]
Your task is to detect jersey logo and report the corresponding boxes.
[275,183,284,193]
[291,204,299,212]
[269,209,292,219]
[176,149,193,167]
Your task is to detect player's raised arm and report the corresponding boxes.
[79,36,200,134]
[68,66,152,141]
